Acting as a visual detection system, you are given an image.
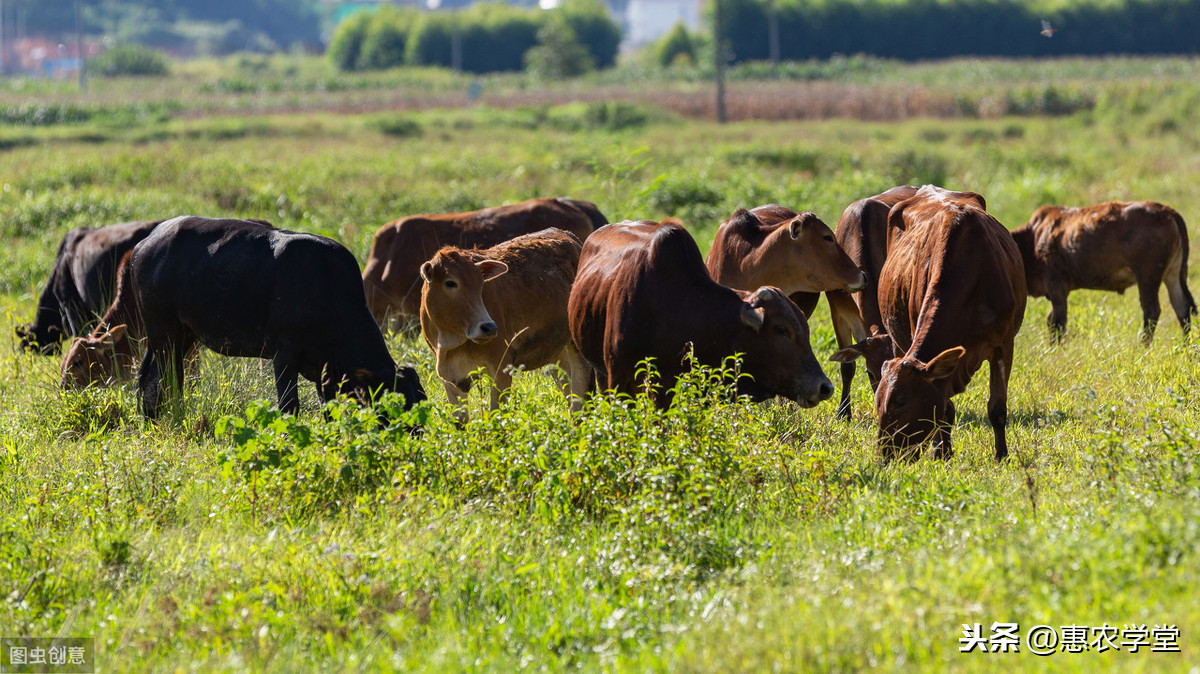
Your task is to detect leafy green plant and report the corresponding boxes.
[87,44,170,77]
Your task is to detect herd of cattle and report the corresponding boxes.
[14,188,1196,460]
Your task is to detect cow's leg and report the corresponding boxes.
[443,379,470,425]
[1164,256,1193,335]
[1135,272,1163,343]
[138,348,163,420]
[562,345,593,413]
[828,290,868,420]
[1045,276,1069,342]
[987,353,1011,461]
[488,363,513,411]
[272,357,301,415]
[933,399,955,460]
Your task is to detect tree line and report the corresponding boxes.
[327,0,620,75]
[715,0,1200,63]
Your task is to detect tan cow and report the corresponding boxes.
[364,197,605,329]
[1011,201,1196,342]
[419,228,592,417]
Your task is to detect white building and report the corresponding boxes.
[623,0,702,47]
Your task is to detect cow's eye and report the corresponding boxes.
[892,393,907,407]
[771,324,788,337]
[823,235,834,242]
[445,279,458,289]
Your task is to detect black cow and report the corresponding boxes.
[130,216,426,419]
[16,220,162,354]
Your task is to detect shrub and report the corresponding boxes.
[654,22,696,68]
[525,17,594,79]
[87,44,169,77]
[358,7,419,70]
[558,0,622,69]
[327,10,374,71]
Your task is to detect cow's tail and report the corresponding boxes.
[1173,209,1198,317]
[557,197,609,231]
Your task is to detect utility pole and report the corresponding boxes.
[75,0,86,91]
[451,7,461,72]
[767,0,780,65]
[713,0,726,123]
[1,0,6,74]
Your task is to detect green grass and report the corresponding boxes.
[2,60,1200,671]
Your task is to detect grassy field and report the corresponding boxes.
[2,59,1199,671]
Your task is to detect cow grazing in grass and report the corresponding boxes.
[708,198,901,419]
[130,216,426,419]
[832,185,1025,461]
[60,251,142,388]
[568,219,833,408]
[1011,200,1196,342]
[419,228,592,417]
[810,185,920,418]
[363,197,606,329]
[16,220,161,354]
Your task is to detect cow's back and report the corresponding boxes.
[571,220,728,388]
[881,188,1026,395]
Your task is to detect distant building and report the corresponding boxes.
[623,0,700,46]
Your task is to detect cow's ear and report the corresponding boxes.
[921,346,965,380]
[419,261,436,283]
[829,345,863,363]
[104,324,128,343]
[740,303,765,331]
[477,260,508,281]
[787,212,818,240]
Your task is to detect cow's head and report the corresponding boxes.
[873,347,964,458]
[732,209,867,295]
[779,211,868,293]
[829,327,895,389]
[60,325,132,388]
[420,250,508,347]
[733,287,834,407]
[342,364,428,431]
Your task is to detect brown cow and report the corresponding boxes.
[363,197,606,329]
[1011,201,1196,342]
[705,205,867,296]
[569,219,834,407]
[716,193,915,419]
[833,185,1026,461]
[419,228,592,417]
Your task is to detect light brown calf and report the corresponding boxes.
[419,228,592,416]
[1011,201,1196,342]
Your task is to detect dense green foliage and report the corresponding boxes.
[23,0,320,53]
[329,0,621,74]
[1,58,1200,670]
[653,22,699,68]
[525,17,595,79]
[717,0,1200,62]
[86,43,170,77]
